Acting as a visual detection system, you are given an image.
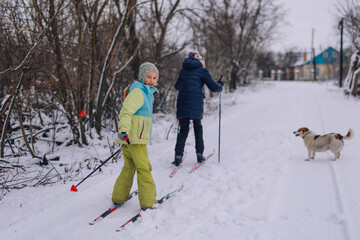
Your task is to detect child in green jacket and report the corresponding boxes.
[112,62,159,210]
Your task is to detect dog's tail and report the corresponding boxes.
[343,129,354,140]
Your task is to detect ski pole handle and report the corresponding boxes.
[218,74,223,81]
[217,74,224,87]
[118,133,131,144]
[123,136,130,145]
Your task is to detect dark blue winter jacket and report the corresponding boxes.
[175,57,223,119]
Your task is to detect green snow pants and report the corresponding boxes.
[112,144,156,209]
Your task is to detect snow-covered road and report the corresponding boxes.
[1,81,359,240]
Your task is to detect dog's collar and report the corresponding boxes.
[302,131,311,139]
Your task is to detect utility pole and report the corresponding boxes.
[311,29,316,80]
[312,48,317,81]
[339,18,344,87]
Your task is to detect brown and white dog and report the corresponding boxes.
[293,127,353,161]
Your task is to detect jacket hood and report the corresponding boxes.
[131,81,157,95]
[182,58,203,70]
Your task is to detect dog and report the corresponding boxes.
[293,127,353,161]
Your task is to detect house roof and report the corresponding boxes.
[292,47,339,67]
[304,47,339,65]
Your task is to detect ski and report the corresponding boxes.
[169,152,187,177]
[89,190,138,225]
[189,150,216,173]
[116,213,141,231]
[116,185,184,231]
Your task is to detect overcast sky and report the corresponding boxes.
[272,0,342,53]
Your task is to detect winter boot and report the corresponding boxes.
[172,155,183,166]
[197,153,205,163]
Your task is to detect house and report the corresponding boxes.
[292,47,339,80]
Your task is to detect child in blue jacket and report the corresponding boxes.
[173,52,223,166]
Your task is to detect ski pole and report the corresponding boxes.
[70,148,122,192]
[218,75,223,163]
[80,110,130,144]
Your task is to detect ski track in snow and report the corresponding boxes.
[310,87,351,240]
[1,81,360,240]
[255,84,351,240]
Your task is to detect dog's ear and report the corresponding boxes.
[298,127,309,134]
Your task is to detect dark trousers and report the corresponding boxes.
[175,118,204,156]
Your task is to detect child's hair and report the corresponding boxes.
[123,80,136,100]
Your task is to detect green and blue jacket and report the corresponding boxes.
[117,81,156,145]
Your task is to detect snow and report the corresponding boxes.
[1,80,360,240]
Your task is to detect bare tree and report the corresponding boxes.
[255,51,278,78]
[337,0,360,95]
[0,0,71,157]
[0,0,192,159]
[134,0,189,112]
[187,0,284,91]
[94,0,145,135]
[337,0,360,50]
